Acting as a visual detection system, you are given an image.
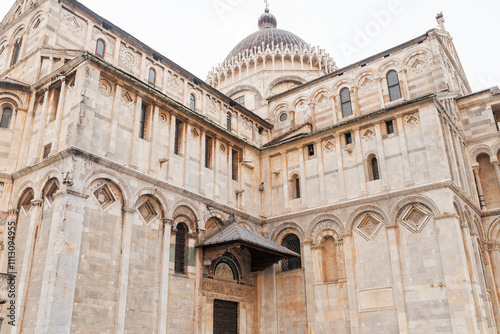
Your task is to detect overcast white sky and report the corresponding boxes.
[1,0,499,92]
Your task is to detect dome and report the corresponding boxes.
[224,9,309,63]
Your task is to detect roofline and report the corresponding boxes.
[456,86,500,100]
[267,32,432,101]
[60,0,272,128]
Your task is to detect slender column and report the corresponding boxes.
[30,88,49,164]
[385,225,409,333]
[129,96,142,169]
[310,244,323,283]
[16,92,36,169]
[316,140,327,204]
[376,78,385,109]
[308,102,316,131]
[115,207,135,334]
[52,78,67,153]
[15,199,43,332]
[158,218,173,334]
[149,105,160,175]
[181,122,189,188]
[398,69,411,100]
[351,86,360,117]
[113,38,121,65]
[302,241,316,333]
[472,166,487,209]
[342,233,359,334]
[335,135,347,201]
[354,129,367,196]
[395,116,413,186]
[491,160,500,193]
[106,84,121,156]
[481,243,500,330]
[329,94,338,124]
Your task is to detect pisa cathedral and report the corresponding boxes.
[0,0,499,333]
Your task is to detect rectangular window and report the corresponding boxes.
[386,120,395,134]
[232,149,239,181]
[307,144,315,157]
[205,135,213,169]
[43,144,51,159]
[0,108,12,128]
[174,119,184,155]
[139,103,149,139]
[345,133,352,145]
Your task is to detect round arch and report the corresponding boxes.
[389,195,440,225]
[81,170,132,204]
[270,221,305,243]
[346,205,389,232]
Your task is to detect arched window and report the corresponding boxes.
[189,93,196,111]
[226,112,232,131]
[175,223,188,274]
[290,174,301,199]
[340,87,352,118]
[10,37,22,66]
[95,39,105,58]
[148,68,156,88]
[282,234,301,271]
[387,70,402,101]
[0,107,12,128]
[321,236,338,282]
[368,154,380,181]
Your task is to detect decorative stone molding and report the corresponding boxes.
[481,241,500,252]
[62,171,74,186]
[202,279,254,300]
[397,203,433,233]
[30,199,43,207]
[120,48,138,69]
[353,212,384,241]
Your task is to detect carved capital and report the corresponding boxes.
[310,244,323,251]
[187,232,198,239]
[31,199,43,207]
[481,240,500,252]
[8,209,19,216]
[162,218,174,226]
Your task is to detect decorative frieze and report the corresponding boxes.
[481,241,500,252]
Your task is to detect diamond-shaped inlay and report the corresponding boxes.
[354,212,384,241]
[363,129,374,141]
[121,92,133,105]
[408,55,428,73]
[405,114,420,127]
[93,185,115,209]
[138,200,157,224]
[359,75,375,90]
[64,15,82,32]
[324,140,335,152]
[398,203,432,233]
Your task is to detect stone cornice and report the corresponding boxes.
[466,132,500,145]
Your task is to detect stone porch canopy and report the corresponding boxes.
[196,215,299,272]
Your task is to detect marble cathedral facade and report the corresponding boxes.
[0,0,499,333]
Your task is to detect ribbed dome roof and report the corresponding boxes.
[224,9,309,63]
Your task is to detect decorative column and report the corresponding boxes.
[342,232,359,334]
[329,94,338,124]
[310,244,323,283]
[107,84,122,156]
[53,77,67,153]
[15,199,43,332]
[374,122,389,190]
[115,207,135,334]
[335,135,347,201]
[480,241,500,329]
[158,218,173,334]
[353,129,367,196]
[129,96,142,169]
[398,69,411,100]
[491,159,500,193]
[395,116,413,186]
[385,225,410,333]
[148,105,160,175]
[376,78,385,109]
[302,240,317,333]
[472,165,487,209]
[351,86,360,117]
[308,102,316,131]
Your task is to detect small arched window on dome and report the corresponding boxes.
[368,154,380,181]
[282,234,301,271]
[340,87,352,118]
[0,107,12,128]
[387,70,402,101]
[226,112,232,131]
[148,68,156,88]
[10,37,23,66]
[189,93,196,111]
[96,39,105,58]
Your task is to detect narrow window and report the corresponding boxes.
[307,144,315,157]
[386,120,394,134]
[0,107,12,128]
[43,144,51,159]
[205,135,213,169]
[174,119,184,155]
[96,39,105,58]
[345,132,352,145]
[234,95,245,107]
[49,86,61,122]
[226,112,232,131]
[189,93,196,111]
[340,87,352,118]
[139,103,148,139]
[10,37,22,66]
[291,175,301,199]
[232,149,239,181]
[148,68,156,88]
[282,234,301,271]
[387,70,402,101]
[369,155,380,181]
[175,223,187,274]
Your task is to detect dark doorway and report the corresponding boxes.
[213,299,238,334]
